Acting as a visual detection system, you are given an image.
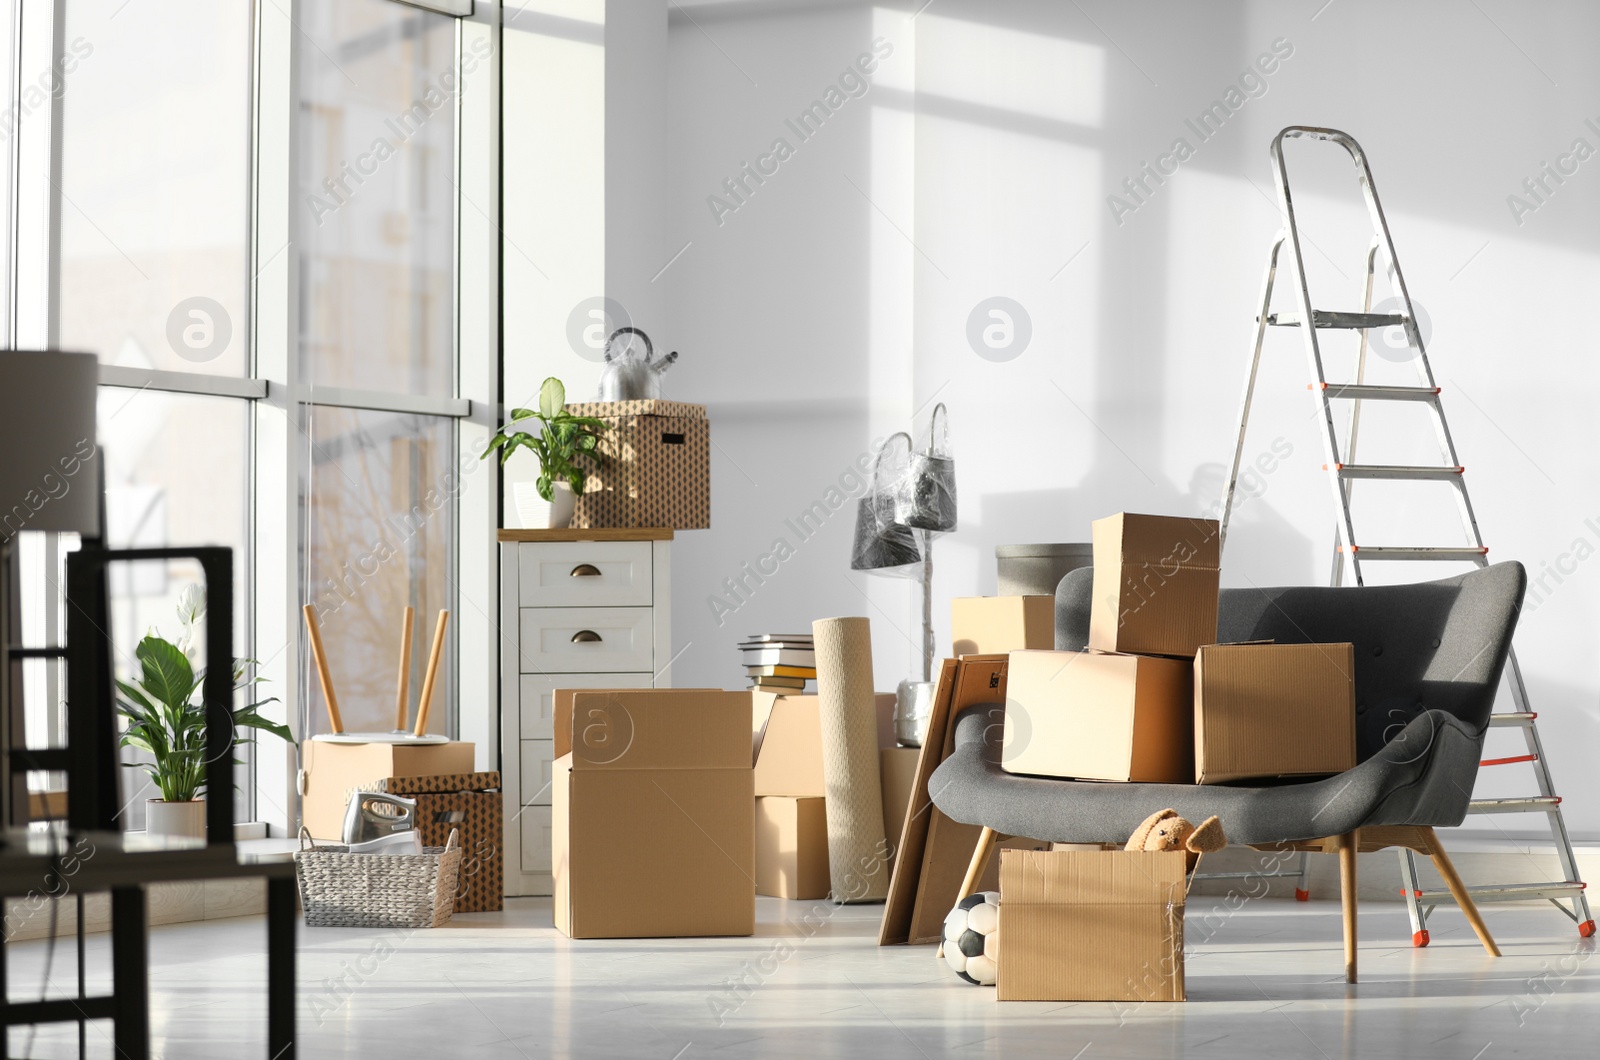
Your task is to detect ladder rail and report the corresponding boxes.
[1218,233,1285,551]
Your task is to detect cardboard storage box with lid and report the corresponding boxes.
[951,596,1054,656]
[565,399,710,530]
[553,688,753,938]
[382,770,503,913]
[1001,649,1193,783]
[1194,642,1357,783]
[1090,513,1220,658]
[997,848,1187,1002]
[300,739,476,841]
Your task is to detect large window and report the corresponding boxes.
[4,0,495,833]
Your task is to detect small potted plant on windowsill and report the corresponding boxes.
[482,376,610,528]
[116,585,294,841]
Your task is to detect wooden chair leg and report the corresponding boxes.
[956,826,998,906]
[1338,830,1358,984]
[938,827,998,958]
[1421,827,1501,957]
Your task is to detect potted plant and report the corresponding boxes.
[115,585,294,841]
[482,376,610,528]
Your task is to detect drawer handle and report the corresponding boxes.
[571,630,603,644]
[569,563,602,578]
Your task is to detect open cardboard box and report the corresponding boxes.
[552,688,753,938]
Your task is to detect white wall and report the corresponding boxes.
[597,0,1600,834]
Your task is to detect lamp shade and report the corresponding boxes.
[0,350,101,541]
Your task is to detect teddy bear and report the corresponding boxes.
[1125,808,1227,873]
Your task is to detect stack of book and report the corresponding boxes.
[741,633,816,693]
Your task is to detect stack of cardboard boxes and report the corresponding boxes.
[963,512,1358,1001]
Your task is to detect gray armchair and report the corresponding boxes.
[928,561,1527,982]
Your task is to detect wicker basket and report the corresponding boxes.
[295,827,463,929]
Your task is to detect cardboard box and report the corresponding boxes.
[1194,642,1357,783]
[384,771,503,912]
[1089,513,1220,658]
[751,692,897,797]
[951,596,1054,656]
[1002,650,1193,783]
[566,399,709,530]
[878,747,920,874]
[300,739,476,841]
[755,795,830,899]
[997,848,1187,1002]
[553,688,753,938]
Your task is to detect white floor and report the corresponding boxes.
[5,895,1597,1058]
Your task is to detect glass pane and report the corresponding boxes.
[301,407,455,737]
[56,1,251,374]
[297,0,458,396]
[97,387,252,827]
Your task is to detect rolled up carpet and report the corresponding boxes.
[812,616,890,902]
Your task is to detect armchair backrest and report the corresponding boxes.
[1055,561,1526,762]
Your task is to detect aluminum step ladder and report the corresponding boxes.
[1219,126,1594,946]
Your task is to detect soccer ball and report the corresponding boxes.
[942,891,1000,985]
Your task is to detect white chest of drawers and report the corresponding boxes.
[498,528,673,896]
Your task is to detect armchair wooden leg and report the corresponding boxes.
[1421,827,1501,957]
[939,827,998,959]
[1338,830,1358,984]
[956,826,998,906]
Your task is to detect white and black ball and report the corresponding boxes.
[942,891,1000,985]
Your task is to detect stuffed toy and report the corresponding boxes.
[1125,808,1227,873]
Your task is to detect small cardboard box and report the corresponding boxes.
[1002,650,1193,783]
[1194,642,1357,784]
[384,771,503,913]
[553,688,753,938]
[951,596,1054,656]
[755,795,829,899]
[997,848,1187,1002]
[300,739,476,841]
[566,399,709,530]
[1090,513,1220,658]
[751,692,897,797]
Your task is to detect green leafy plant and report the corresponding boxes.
[480,376,610,501]
[115,585,294,804]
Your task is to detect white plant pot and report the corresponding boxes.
[146,798,207,841]
[514,481,577,529]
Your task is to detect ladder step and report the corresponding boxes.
[1420,881,1586,904]
[1328,463,1464,482]
[1316,383,1441,402]
[1339,546,1488,561]
[1267,310,1406,329]
[1468,796,1561,814]
[1487,711,1537,727]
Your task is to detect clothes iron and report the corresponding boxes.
[342,791,417,846]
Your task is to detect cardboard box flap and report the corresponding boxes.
[559,689,751,769]
[1098,512,1221,570]
[1002,848,1187,906]
[565,399,707,420]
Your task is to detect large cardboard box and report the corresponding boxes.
[951,596,1054,656]
[1002,650,1193,783]
[300,739,476,841]
[566,399,710,530]
[997,848,1187,1002]
[1089,513,1220,658]
[751,692,897,797]
[552,688,753,938]
[384,771,503,912]
[755,795,830,899]
[1194,642,1357,783]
